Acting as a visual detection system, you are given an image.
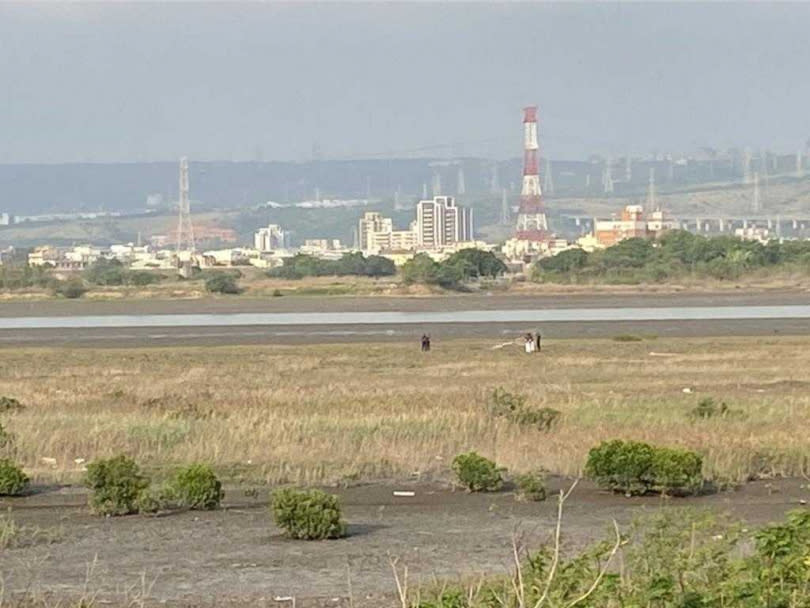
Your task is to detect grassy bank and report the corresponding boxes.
[2,336,809,485]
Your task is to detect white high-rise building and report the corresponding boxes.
[416,196,473,249]
[358,212,393,252]
[254,224,287,251]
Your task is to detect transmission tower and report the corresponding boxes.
[602,157,614,194]
[646,168,657,213]
[432,169,442,196]
[515,106,548,240]
[175,157,195,253]
[743,147,753,184]
[490,163,500,194]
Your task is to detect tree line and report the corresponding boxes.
[268,249,508,289]
[535,230,810,283]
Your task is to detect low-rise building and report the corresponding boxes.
[302,239,342,251]
[28,246,63,267]
[646,209,681,235]
[254,224,287,251]
[735,225,770,244]
[594,205,647,247]
[109,244,152,264]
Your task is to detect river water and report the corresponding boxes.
[1,305,810,329]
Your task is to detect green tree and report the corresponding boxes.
[443,249,507,279]
[537,248,589,274]
[401,253,440,284]
[84,259,126,286]
[363,255,396,277]
[205,273,241,294]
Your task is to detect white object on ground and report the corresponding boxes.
[393,491,416,497]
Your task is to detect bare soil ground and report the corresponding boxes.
[2,478,808,607]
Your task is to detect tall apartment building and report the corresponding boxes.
[416,196,473,249]
[358,212,393,252]
[254,224,287,251]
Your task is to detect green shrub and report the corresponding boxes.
[689,397,730,419]
[585,440,703,496]
[205,273,241,294]
[452,451,504,492]
[128,271,161,286]
[0,396,24,413]
[416,590,468,608]
[52,278,87,299]
[271,488,347,540]
[513,407,562,431]
[613,334,643,342]
[651,447,704,494]
[514,471,547,502]
[167,464,223,510]
[135,487,165,514]
[84,455,149,516]
[0,459,29,496]
[487,388,561,431]
[487,387,527,417]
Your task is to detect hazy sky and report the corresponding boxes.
[2,2,809,163]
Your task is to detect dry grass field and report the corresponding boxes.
[2,335,809,486]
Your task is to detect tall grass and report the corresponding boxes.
[1,337,809,484]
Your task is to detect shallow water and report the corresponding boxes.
[2,305,810,329]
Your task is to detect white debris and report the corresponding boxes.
[41,457,57,466]
[393,491,415,497]
[682,387,694,394]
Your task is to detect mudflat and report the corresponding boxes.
[2,478,807,607]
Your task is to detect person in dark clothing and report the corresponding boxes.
[535,331,542,351]
[421,334,431,352]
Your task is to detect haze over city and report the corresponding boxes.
[2,2,810,163]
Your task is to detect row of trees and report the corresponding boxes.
[401,249,507,289]
[536,230,810,283]
[83,259,162,287]
[267,252,396,279]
